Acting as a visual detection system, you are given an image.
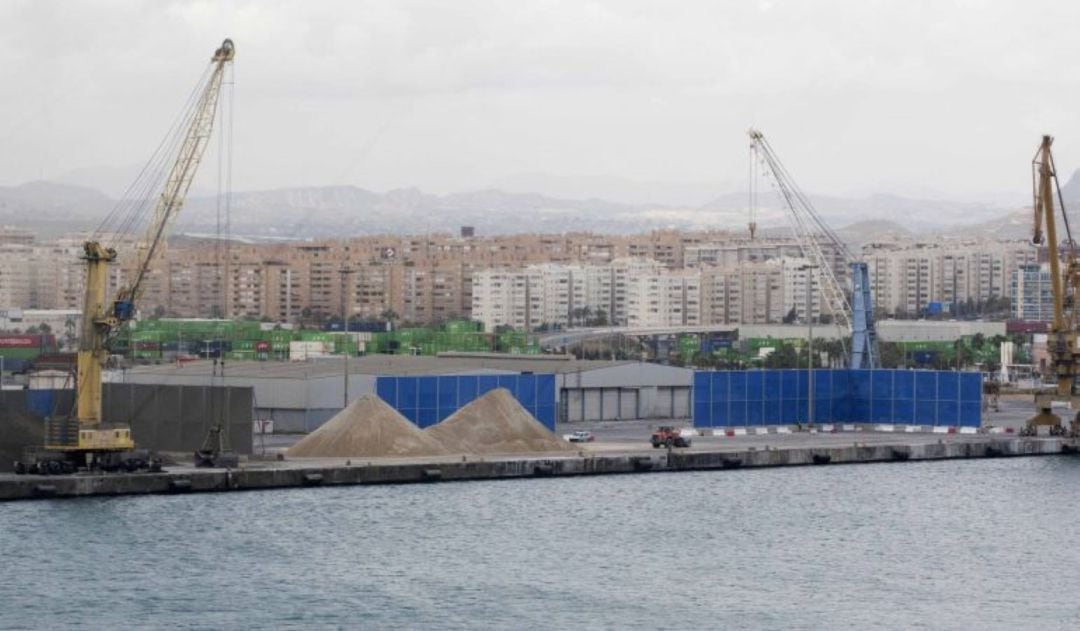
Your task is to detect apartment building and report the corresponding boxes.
[686,238,806,267]
[863,239,1038,315]
[1011,263,1053,321]
[624,269,701,328]
[0,244,33,308]
[2,228,1046,329]
[780,257,822,322]
[470,267,546,331]
[699,260,786,325]
[0,226,35,246]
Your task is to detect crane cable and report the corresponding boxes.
[214,61,235,319]
[93,64,214,248]
[748,138,758,239]
[1047,150,1075,251]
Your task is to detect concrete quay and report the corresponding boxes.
[0,434,1072,501]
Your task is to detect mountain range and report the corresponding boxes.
[3,171,1078,242]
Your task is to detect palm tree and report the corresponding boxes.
[379,309,400,332]
[63,317,77,352]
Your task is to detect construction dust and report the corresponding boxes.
[425,388,575,455]
[287,395,450,458]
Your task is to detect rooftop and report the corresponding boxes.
[122,354,638,379]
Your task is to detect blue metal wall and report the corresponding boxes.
[693,369,981,428]
[375,374,557,431]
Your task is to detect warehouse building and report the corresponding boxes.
[112,354,694,432]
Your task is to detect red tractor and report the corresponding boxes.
[651,426,691,448]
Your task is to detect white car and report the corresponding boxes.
[568,431,596,443]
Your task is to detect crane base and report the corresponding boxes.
[14,447,160,476]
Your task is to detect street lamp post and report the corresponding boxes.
[339,264,353,409]
[798,264,819,427]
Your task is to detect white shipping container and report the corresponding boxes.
[289,341,331,361]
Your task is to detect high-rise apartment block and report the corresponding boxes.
[1011,263,1053,321]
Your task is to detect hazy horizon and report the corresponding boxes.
[2,1,1078,208]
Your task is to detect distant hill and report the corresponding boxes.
[836,219,914,246]
[942,209,1032,241]
[0,181,110,238]
[0,179,1026,240]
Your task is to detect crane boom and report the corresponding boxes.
[124,38,235,307]
[66,39,235,455]
[748,129,878,369]
[751,130,876,369]
[748,129,852,332]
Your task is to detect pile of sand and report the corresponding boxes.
[425,388,575,455]
[0,408,43,472]
[287,395,450,458]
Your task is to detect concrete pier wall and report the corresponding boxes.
[0,437,1070,502]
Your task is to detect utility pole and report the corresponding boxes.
[340,263,353,409]
[799,264,819,427]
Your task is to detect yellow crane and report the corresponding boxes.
[19,39,235,474]
[1028,134,1080,436]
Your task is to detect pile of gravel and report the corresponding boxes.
[425,388,575,455]
[287,395,450,458]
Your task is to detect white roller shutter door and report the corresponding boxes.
[672,387,690,419]
[601,389,620,420]
[583,389,603,421]
[565,389,584,422]
[619,389,638,419]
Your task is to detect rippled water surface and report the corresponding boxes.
[3,457,1080,629]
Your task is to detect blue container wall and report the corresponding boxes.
[693,369,981,428]
[375,374,557,431]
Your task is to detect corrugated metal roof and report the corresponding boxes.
[122,355,639,379]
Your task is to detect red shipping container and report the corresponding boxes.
[0,336,39,348]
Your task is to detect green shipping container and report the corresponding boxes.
[0,348,41,360]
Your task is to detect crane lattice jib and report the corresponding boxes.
[748,129,853,332]
[124,39,235,305]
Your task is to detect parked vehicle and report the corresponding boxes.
[568,431,595,443]
[651,426,691,448]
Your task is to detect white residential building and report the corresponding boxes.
[0,244,33,309]
[470,267,546,331]
[780,257,823,323]
[862,239,1038,316]
[472,259,675,331]
[624,269,702,328]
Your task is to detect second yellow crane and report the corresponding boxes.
[1028,134,1080,436]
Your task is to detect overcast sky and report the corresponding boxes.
[2,0,1078,204]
